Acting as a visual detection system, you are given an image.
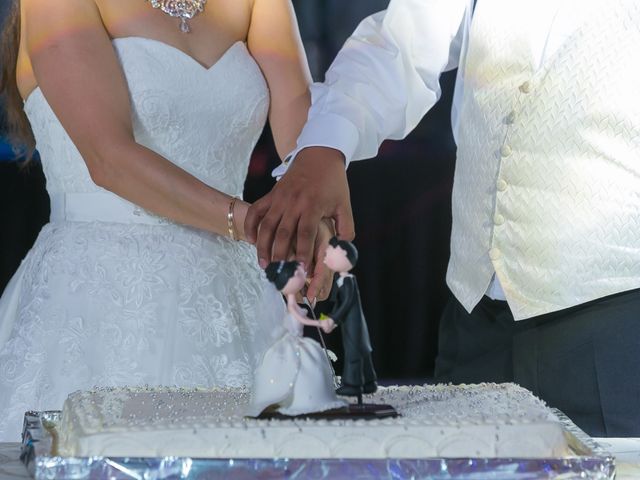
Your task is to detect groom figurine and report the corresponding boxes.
[322,237,377,402]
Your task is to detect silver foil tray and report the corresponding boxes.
[21,409,615,479]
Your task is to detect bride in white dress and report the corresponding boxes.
[0,0,332,440]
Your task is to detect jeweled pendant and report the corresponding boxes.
[146,0,207,33]
[180,18,191,34]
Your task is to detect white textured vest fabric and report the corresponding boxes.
[447,0,640,320]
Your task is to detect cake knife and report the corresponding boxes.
[303,296,340,389]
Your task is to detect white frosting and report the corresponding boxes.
[57,383,571,459]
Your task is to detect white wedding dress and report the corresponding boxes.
[246,312,346,417]
[0,37,287,441]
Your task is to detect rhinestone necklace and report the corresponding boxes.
[146,0,208,33]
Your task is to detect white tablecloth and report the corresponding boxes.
[1,439,639,479]
[596,438,640,479]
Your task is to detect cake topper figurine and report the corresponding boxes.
[246,261,346,418]
[322,237,378,406]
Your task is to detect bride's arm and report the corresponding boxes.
[247,0,312,160]
[286,297,323,328]
[21,0,250,240]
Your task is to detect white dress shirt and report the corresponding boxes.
[275,0,587,172]
[274,0,595,307]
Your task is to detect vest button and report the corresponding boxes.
[519,81,533,94]
[494,214,505,226]
[500,145,513,157]
[489,248,501,260]
[497,179,508,192]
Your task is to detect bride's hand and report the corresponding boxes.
[304,219,335,302]
[320,317,336,334]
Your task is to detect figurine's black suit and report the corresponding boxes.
[329,274,377,395]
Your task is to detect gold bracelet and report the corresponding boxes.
[227,197,238,241]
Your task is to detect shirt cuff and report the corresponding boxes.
[271,113,361,179]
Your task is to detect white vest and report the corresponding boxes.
[447,0,640,320]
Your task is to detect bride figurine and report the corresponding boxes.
[246,261,346,417]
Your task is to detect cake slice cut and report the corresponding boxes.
[57,383,571,459]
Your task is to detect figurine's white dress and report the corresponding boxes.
[247,311,346,417]
[0,38,287,441]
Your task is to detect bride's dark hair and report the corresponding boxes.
[0,0,35,159]
[265,261,300,291]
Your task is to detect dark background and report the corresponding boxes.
[0,1,457,380]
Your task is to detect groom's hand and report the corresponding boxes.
[245,147,355,269]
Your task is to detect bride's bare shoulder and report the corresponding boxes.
[17,0,104,100]
[21,0,106,49]
[22,0,102,25]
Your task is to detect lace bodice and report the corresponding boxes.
[24,38,270,198]
[283,312,304,337]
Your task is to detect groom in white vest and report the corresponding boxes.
[246,0,640,437]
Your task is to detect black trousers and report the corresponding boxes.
[434,289,640,437]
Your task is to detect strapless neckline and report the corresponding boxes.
[22,31,268,198]
[23,37,246,111]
